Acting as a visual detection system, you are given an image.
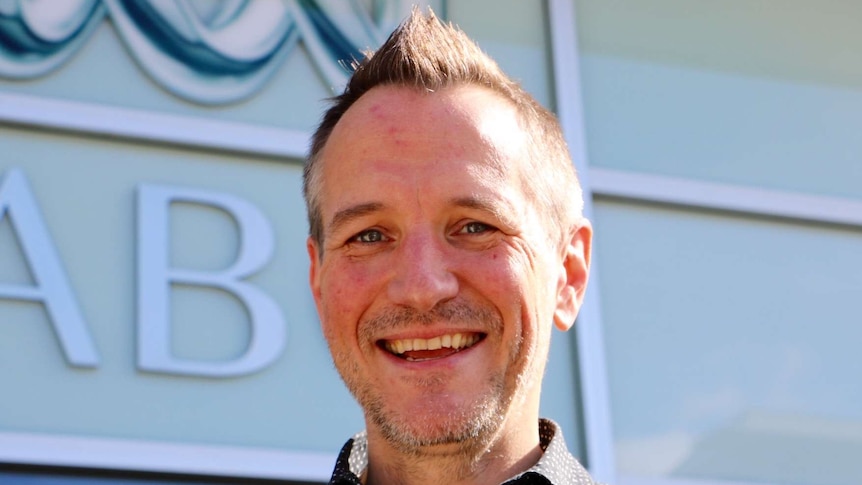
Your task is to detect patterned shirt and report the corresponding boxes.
[328,419,598,484]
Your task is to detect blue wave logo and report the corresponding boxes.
[0,0,436,104]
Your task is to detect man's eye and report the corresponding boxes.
[352,230,386,243]
[461,222,492,234]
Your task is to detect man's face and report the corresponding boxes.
[308,85,589,452]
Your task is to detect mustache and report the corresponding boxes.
[361,299,502,336]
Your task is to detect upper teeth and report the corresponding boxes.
[385,333,480,354]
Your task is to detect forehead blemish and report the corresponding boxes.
[369,103,388,118]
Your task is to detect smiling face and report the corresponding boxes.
[308,85,590,456]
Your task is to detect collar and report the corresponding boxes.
[327,419,598,485]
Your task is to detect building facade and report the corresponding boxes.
[1,1,860,484]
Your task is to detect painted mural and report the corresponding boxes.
[0,0,437,104]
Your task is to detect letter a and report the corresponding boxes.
[0,168,99,367]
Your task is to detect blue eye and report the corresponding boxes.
[353,230,385,243]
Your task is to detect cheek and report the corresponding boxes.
[488,249,555,332]
[482,246,540,298]
[318,261,384,328]
[467,250,534,335]
[463,249,519,299]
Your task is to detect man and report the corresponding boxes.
[303,8,596,485]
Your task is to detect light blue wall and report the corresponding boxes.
[0,125,358,451]
[0,0,585,479]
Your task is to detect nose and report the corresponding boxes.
[387,231,459,312]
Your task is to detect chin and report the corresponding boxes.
[380,409,502,452]
[366,382,511,453]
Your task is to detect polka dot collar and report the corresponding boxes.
[327,418,601,484]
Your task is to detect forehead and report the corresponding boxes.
[339,83,521,128]
[317,84,527,202]
[335,84,523,144]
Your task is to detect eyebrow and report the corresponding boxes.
[326,202,385,238]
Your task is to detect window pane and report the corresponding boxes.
[577,0,862,201]
[594,199,862,484]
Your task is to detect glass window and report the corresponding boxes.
[593,200,862,484]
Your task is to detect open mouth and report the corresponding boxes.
[380,332,485,362]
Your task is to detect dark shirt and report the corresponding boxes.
[328,418,598,484]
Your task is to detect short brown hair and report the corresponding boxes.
[303,8,582,248]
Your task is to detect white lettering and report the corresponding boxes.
[136,184,286,377]
[0,168,99,367]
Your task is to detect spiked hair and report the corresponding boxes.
[303,8,583,248]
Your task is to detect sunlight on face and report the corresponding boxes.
[309,85,563,455]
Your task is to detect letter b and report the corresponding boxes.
[137,184,285,377]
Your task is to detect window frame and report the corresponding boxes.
[549,2,862,485]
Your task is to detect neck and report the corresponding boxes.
[364,415,542,485]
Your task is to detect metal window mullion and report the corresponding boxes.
[547,0,617,483]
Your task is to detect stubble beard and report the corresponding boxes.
[332,299,529,457]
[367,370,508,456]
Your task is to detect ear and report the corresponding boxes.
[553,220,592,331]
[307,237,323,306]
